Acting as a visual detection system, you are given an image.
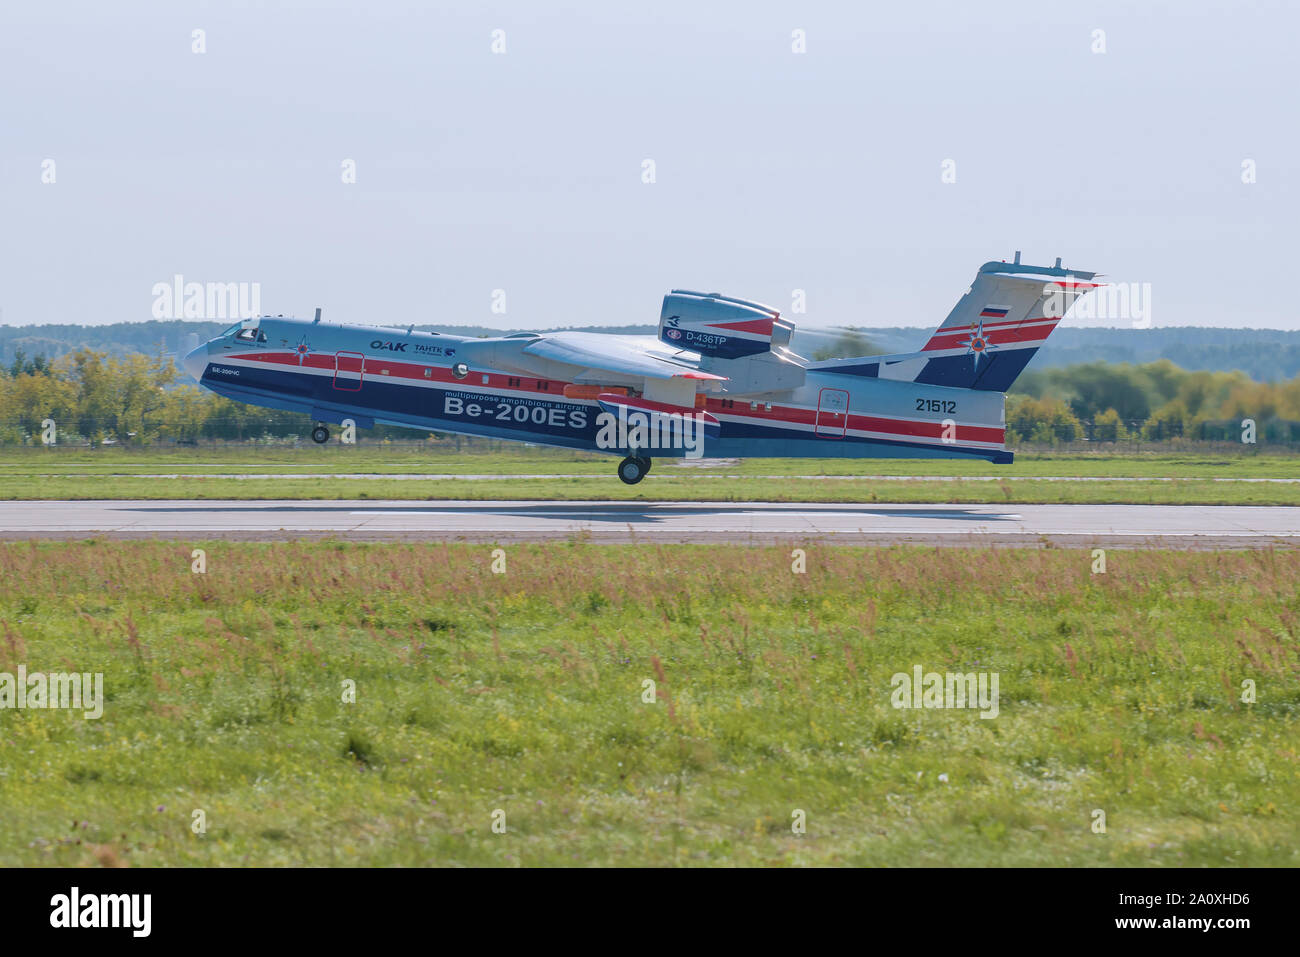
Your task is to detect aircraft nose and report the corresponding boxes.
[182,344,209,381]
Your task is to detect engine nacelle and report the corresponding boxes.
[659,291,794,359]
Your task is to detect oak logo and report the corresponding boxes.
[50,887,151,937]
[370,340,408,352]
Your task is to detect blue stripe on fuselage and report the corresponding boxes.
[200,361,1010,462]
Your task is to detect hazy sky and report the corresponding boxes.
[2,0,1296,332]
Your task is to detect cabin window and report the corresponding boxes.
[235,328,263,342]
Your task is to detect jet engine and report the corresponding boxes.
[658,291,805,395]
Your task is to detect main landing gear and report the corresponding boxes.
[617,455,652,485]
[311,425,330,444]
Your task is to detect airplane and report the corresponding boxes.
[181,254,1101,483]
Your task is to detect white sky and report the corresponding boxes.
[1,0,1296,330]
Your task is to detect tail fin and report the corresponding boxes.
[914,257,1101,390]
[809,255,1102,391]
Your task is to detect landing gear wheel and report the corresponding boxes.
[637,456,652,475]
[617,456,647,485]
[311,425,330,444]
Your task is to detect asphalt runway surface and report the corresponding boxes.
[2,500,1299,547]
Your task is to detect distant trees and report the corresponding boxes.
[0,348,176,445]
[1,354,77,441]
[1141,400,1188,441]
[809,328,878,361]
[0,348,423,445]
[1005,396,1082,444]
[1008,359,1300,446]
[9,349,54,377]
[1090,408,1127,443]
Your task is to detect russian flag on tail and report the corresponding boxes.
[979,306,1010,318]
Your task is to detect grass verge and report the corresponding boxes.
[1,541,1295,866]
[3,450,1300,503]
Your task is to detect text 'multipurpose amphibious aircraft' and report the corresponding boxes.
[182,254,1101,483]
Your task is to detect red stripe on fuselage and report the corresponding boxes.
[227,351,1002,446]
[701,397,1003,444]
[234,351,570,393]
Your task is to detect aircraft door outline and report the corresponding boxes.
[815,387,849,438]
[333,351,365,391]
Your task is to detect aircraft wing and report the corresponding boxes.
[521,331,726,382]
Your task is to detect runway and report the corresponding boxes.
[1,500,1298,547]
[13,472,1300,482]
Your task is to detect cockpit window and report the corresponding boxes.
[221,323,242,337]
[235,328,266,343]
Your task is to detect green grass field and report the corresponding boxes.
[1,541,1295,866]
[3,447,1300,503]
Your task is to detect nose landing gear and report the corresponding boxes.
[617,456,652,485]
[311,425,330,444]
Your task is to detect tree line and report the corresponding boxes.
[0,348,329,444]
[1008,360,1300,444]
